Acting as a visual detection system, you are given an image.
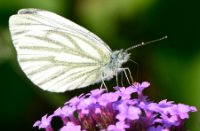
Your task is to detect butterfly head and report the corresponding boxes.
[111,49,130,67]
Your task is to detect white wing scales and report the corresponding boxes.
[9,8,112,92]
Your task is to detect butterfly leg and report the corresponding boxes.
[123,68,131,84]
[121,72,124,87]
[119,67,133,85]
[129,59,139,82]
[124,67,134,83]
[100,79,108,91]
[115,71,119,87]
[116,70,126,87]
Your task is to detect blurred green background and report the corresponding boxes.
[0,0,199,130]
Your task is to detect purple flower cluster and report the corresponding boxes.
[33,82,197,131]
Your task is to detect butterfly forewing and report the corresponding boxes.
[9,8,112,92]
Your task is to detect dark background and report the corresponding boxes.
[0,0,199,130]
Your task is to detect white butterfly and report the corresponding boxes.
[9,8,166,92]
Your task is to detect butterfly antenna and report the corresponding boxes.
[125,36,167,52]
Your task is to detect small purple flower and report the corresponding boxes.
[116,86,137,100]
[116,102,141,121]
[60,122,81,131]
[132,81,150,93]
[90,88,105,98]
[107,121,129,131]
[148,126,169,131]
[170,104,197,119]
[98,92,120,106]
[33,114,53,131]
[65,93,85,107]
[130,81,150,99]
[33,82,197,130]
[161,113,179,127]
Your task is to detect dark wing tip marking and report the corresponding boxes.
[18,8,42,14]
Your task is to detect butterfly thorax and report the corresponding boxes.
[101,49,130,80]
